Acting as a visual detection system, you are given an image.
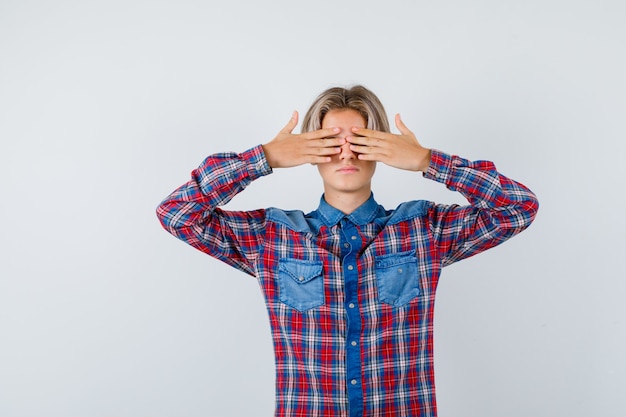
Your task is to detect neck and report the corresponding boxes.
[323,189,371,215]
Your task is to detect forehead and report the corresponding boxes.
[321,109,366,128]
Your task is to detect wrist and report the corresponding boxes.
[261,143,277,168]
[416,148,432,172]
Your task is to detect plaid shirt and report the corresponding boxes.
[157,145,538,417]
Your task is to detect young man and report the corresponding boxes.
[156,85,539,417]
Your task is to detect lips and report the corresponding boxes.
[337,165,359,173]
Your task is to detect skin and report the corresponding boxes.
[262,109,432,214]
[316,109,376,213]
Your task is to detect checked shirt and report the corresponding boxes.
[156,145,538,417]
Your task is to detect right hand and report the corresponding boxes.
[262,111,346,168]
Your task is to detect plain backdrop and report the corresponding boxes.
[1,0,625,416]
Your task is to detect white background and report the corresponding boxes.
[1,0,625,416]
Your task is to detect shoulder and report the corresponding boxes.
[384,200,434,225]
[266,207,324,233]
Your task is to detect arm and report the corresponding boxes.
[156,112,346,275]
[424,150,539,266]
[156,146,271,276]
[347,114,539,265]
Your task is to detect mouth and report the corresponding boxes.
[337,165,359,173]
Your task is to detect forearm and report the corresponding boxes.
[425,150,538,220]
[157,146,271,228]
[425,149,539,264]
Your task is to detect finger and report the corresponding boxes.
[279,110,299,134]
[349,143,389,157]
[346,135,369,145]
[304,144,342,156]
[308,137,346,148]
[395,113,412,135]
[346,135,386,148]
[357,152,387,162]
[348,143,372,154]
[302,127,340,140]
[351,126,394,140]
[307,155,333,164]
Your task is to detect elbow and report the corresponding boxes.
[156,201,177,234]
[510,192,539,233]
[155,200,205,240]
[493,192,539,235]
[523,192,540,228]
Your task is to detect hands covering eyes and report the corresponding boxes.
[262,111,345,168]
[262,112,431,172]
[346,114,431,172]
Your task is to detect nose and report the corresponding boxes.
[338,139,356,160]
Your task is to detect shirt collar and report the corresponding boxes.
[317,193,382,227]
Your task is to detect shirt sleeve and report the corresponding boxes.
[423,149,539,267]
[156,145,272,277]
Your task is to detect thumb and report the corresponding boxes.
[395,113,412,135]
[280,110,299,134]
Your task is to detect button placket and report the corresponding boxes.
[340,218,364,415]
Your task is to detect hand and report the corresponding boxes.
[347,114,431,172]
[262,111,346,168]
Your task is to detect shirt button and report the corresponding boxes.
[351,379,357,385]
[349,303,355,309]
[343,243,350,248]
[351,341,357,346]
[398,268,403,273]
[298,276,304,281]
[351,236,357,240]
[347,265,354,271]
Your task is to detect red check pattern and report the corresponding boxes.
[157,145,538,417]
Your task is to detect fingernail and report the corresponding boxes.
[351,127,359,131]
[333,127,340,132]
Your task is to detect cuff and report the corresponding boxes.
[241,145,273,180]
[423,149,453,184]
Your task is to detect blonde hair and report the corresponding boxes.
[301,85,390,133]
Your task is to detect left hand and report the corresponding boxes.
[347,114,431,172]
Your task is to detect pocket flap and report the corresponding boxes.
[376,251,417,268]
[279,259,323,284]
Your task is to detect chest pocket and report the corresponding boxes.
[278,259,325,312]
[375,251,421,307]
